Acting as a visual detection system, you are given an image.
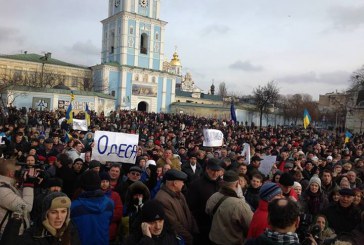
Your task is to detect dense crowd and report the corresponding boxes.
[0,107,363,245]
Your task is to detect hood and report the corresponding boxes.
[77,190,112,213]
[125,181,150,204]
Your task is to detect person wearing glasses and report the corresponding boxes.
[116,166,142,203]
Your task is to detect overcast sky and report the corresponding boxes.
[1,0,364,100]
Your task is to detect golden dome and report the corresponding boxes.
[170,51,181,66]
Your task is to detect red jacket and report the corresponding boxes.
[247,200,269,239]
[105,189,123,240]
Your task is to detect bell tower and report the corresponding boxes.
[93,0,178,113]
[101,0,165,70]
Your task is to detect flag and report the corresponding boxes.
[64,133,73,143]
[230,101,237,124]
[66,92,74,124]
[303,109,311,129]
[345,131,352,143]
[85,103,91,127]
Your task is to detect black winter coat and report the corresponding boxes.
[322,203,361,235]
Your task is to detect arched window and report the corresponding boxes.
[140,33,148,54]
[110,31,115,54]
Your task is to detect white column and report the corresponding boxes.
[156,0,160,19]
[134,0,138,12]
[171,78,176,103]
[149,24,154,69]
[149,0,153,17]
[161,77,167,112]
[159,25,165,70]
[134,19,140,66]
[121,15,128,65]
[120,69,127,107]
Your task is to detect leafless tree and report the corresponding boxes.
[218,82,228,98]
[253,81,280,129]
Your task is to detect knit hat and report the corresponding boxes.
[259,182,282,202]
[279,173,294,187]
[89,160,101,169]
[73,158,84,165]
[45,177,63,188]
[309,174,322,189]
[223,170,239,183]
[41,192,71,236]
[142,200,165,222]
[80,171,101,191]
[99,171,111,181]
[293,181,302,189]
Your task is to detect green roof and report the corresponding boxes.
[6,85,115,100]
[0,53,89,69]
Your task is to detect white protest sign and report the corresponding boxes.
[73,119,88,131]
[0,132,6,145]
[92,131,139,164]
[241,143,251,165]
[203,129,224,147]
[58,117,65,126]
[258,155,277,176]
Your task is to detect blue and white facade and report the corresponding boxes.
[93,0,180,112]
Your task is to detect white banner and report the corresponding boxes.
[241,143,251,165]
[92,131,139,164]
[72,119,88,131]
[203,129,224,147]
[258,155,277,176]
[58,117,66,126]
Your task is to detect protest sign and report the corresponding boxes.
[58,117,65,126]
[258,155,277,176]
[73,119,88,131]
[241,143,251,165]
[92,131,139,164]
[203,129,224,147]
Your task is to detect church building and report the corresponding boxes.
[92,0,182,112]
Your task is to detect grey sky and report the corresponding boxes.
[1,0,364,99]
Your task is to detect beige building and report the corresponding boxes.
[318,88,364,132]
[0,52,92,91]
[346,84,364,133]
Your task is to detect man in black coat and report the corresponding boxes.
[181,154,203,186]
[322,188,361,235]
[187,158,222,244]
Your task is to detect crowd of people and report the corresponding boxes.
[0,107,363,245]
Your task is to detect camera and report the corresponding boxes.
[15,162,47,184]
[297,214,321,245]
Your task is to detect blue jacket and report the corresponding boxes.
[71,190,114,245]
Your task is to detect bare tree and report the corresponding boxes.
[218,82,228,98]
[253,81,280,129]
[350,65,364,89]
